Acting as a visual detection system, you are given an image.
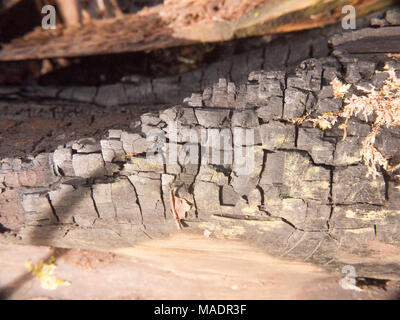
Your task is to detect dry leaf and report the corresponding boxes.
[331,78,351,99]
[293,67,400,177]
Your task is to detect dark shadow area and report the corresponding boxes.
[117,0,163,14]
[0,0,42,43]
[0,28,312,86]
[0,267,35,299]
[356,276,390,290]
[0,222,10,233]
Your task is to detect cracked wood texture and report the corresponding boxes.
[0,0,395,60]
[1,54,400,281]
[0,15,400,281]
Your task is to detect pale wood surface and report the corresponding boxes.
[0,233,399,299]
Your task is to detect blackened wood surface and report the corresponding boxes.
[331,26,400,53]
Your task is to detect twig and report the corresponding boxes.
[388,162,400,172]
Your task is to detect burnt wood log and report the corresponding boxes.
[331,26,400,54]
[1,13,400,283]
[1,48,400,281]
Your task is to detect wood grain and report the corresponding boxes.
[0,0,395,61]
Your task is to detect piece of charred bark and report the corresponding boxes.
[331,26,400,54]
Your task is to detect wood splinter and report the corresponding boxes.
[169,188,191,230]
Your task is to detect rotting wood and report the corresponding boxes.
[0,0,395,61]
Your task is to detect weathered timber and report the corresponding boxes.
[1,13,400,281]
[1,52,400,281]
[0,0,395,60]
